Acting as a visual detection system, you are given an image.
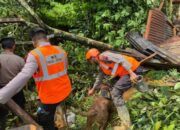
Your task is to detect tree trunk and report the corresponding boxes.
[6,99,41,128]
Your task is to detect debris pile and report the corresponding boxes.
[126,8,180,69]
[126,32,180,65]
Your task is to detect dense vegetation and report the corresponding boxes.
[0,0,179,130]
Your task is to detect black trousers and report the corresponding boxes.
[37,102,60,130]
[0,88,25,130]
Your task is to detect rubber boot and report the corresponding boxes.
[113,105,131,130]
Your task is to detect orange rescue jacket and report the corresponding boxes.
[98,55,140,77]
[30,45,71,104]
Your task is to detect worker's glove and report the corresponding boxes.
[129,72,138,83]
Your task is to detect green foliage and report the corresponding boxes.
[34,0,161,47]
[146,70,168,80]
[128,86,180,130]
[37,2,80,27]
[0,0,30,20]
[0,0,31,42]
[60,41,97,91]
[72,83,180,129]
[168,69,180,81]
[0,0,179,129]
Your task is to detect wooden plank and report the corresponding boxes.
[160,40,180,58]
[160,41,180,48]
[163,46,180,51]
[151,44,180,64]
[127,32,180,64]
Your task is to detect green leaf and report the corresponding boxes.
[114,13,121,21]
[103,23,112,31]
[153,121,161,130]
[174,82,180,90]
[102,10,110,18]
[112,0,118,5]
[167,124,175,130]
[120,9,130,17]
[163,126,168,130]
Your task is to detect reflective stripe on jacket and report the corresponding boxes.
[30,45,71,104]
[99,55,140,77]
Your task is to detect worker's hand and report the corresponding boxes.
[88,88,95,96]
[129,71,138,83]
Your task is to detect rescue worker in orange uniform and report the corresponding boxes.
[0,28,72,130]
[86,48,146,130]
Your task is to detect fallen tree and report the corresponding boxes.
[16,0,180,71]
[17,0,115,51]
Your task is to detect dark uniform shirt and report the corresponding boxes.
[0,51,25,86]
[0,51,26,129]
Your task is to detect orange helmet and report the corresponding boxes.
[86,48,100,60]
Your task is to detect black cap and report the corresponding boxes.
[29,27,47,39]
